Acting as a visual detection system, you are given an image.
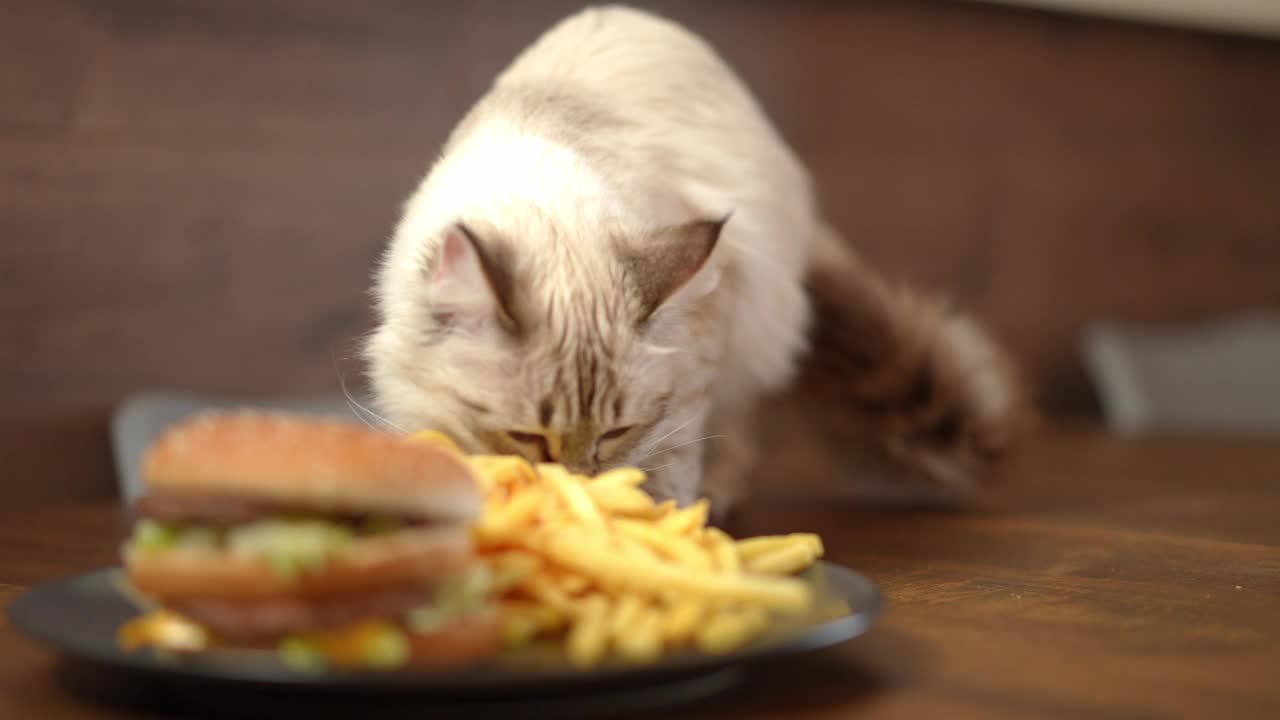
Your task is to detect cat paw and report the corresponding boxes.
[883,314,1027,495]
[800,255,1031,499]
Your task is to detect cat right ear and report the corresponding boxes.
[620,215,727,325]
[427,223,519,335]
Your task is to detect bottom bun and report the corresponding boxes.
[172,584,433,638]
[405,612,502,669]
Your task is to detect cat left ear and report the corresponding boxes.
[621,215,728,325]
[428,223,519,334]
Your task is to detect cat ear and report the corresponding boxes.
[621,215,727,325]
[428,223,519,334]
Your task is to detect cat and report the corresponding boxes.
[365,5,1026,516]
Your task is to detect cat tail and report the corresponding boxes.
[790,222,1034,499]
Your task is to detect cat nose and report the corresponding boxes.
[558,448,599,476]
[559,454,598,475]
[555,432,599,474]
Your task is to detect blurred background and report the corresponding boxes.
[3,0,1278,504]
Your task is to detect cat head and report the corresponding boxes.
[366,213,726,475]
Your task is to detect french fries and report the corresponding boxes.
[566,594,609,668]
[409,431,827,668]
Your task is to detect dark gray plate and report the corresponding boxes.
[10,562,879,709]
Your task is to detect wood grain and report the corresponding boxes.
[2,428,1278,718]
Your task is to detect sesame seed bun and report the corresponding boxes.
[141,411,481,521]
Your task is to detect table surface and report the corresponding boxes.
[2,426,1278,719]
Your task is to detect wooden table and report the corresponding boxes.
[2,427,1278,718]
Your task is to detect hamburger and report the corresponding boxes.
[118,411,499,671]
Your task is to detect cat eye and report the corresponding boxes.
[599,426,633,441]
[506,430,544,445]
[503,430,552,462]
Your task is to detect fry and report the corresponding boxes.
[546,565,592,595]
[588,467,647,489]
[588,484,655,516]
[736,533,822,561]
[534,463,573,486]
[658,499,709,536]
[566,595,609,668]
[654,499,677,518]
[542,530,812,613]
[705,527,741,573]
[484,486,543,531]
[747,539,818,576]
[611,533,662,563]
[562,574,591,595]
[614,519,713,570]
[519,573,576,615]
[607,594,646,638]
[614,607,663,663]
[807,533,825,557]
[470,455,538,488]
[660,599,705,644]
[473,519,521,547]
[734,535,792,560]
[486,551,543,591]
[545,472,605,528]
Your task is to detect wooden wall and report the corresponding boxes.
[3,0,1279,500]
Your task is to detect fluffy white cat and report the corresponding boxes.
[366,5,1024,515]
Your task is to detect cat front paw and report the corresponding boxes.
[885,314,1029,494]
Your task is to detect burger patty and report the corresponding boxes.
[135,490,424,527]
[171,584,435,638]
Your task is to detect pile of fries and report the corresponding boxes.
[410,430,826,668]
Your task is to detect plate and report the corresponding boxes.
[10,562,879,713]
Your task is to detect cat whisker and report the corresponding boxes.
[646,434,726,459]
[341,384,393,432]
[345,394,400,433]
[639,461,677,473]
[332,349,406,434]
[637,414,699,459]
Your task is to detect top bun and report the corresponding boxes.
[142,411,481,521]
